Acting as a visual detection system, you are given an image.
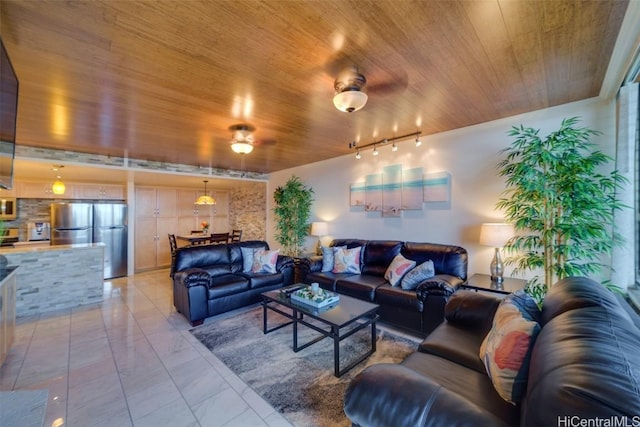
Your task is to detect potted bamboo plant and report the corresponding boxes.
[496,117,627,301]
[273,175,314,256]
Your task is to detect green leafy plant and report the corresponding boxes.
[496,116,627,292]
[273,175,314,256]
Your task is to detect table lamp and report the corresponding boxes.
[479,223,514,283]
[310,222,328,255]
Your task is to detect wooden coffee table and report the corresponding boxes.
[261,285,379,377]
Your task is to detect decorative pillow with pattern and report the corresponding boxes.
[400,259,435,290]
[321,245,346,272]
[251,248,280,274]
[479,292,541,405]
[384,254,417,287]
[332,246,361,274]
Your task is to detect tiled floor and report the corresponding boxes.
[0,269,293,427]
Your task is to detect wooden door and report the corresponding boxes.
[135,187,158,218]
[156,217,177,267]
[135,217,158,271]
[156,188,177,218]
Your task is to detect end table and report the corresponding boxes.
[463,273,527,295]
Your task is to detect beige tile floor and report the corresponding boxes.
[0,269,293,427]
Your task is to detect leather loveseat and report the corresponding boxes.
[344,277,640,426]
[172,240,294,326]
[300,239,468,335]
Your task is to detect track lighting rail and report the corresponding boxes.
[348,131,422,152]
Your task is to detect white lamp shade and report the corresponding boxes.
[333,90,367,112]
[479,223,514,247]
[310,221,328,236]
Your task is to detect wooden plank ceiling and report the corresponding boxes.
[0,0,629,174]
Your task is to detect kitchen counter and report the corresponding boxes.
[0,242,105,252]
[0,243,105,317]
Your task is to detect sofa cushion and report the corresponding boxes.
[361,240,403,276]
[208,274,250,299]
[333,246,362,274]
[401,242,467,280]
[375,284,423,312]
[251,248,280,273]
[336,275,387,301]
[419,322,487,374]
[305,271,356,292]
[402,352,519,426]
[246,272,284,289]
[384,254,416,286]
[400,260,435,290]
[479,296,541,405]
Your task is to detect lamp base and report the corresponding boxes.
[489,247,504,284]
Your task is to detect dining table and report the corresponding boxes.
[176,233,210,245]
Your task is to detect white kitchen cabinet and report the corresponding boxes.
[0,267,17,367]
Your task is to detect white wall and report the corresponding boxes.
[268,97,616,281]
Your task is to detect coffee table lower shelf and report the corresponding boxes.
[261,289,379,377]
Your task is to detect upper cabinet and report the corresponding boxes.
[17,181,74,199]
[73,183,125,200]
[15,181,125,200]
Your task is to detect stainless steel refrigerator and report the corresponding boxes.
[51,202,128,279]
[51,203,93,245]
[93,203,128,279]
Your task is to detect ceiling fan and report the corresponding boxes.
[331,63,408,113]
[228,123,276,154]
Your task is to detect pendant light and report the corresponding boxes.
[51,165,66,195]
[195,180,216,205]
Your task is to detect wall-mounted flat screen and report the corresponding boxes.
[0,38,18,190]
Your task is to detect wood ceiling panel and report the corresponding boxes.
[0,0,629,175]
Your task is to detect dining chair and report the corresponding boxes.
[230,229,242,242]
[209,232,230,244]
[168,234,178,277]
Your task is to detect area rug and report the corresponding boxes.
[190,305,420,427]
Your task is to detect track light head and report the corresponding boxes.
[355,150,361,159]
[415,136,422,147]
[372,146,379,156]
[391,142,398,152]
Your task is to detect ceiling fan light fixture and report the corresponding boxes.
[229,123,256,154]
[231,141,254,154]
[333,90,368,113]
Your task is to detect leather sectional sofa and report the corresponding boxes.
[344,277,640,426]
[172,240,294,326]
[300,239,468,335]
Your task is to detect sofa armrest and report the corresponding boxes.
[415,274,463,299]
[174,268,211,288]
[276,255,294,272]
[344,364,510,427]
[300,255,322,274]
[444,290,502,334]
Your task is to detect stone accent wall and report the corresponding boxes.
[17,145,268,180]
[228,182,267,241]
[2,244,104,317]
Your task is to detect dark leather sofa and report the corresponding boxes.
[172,240,294,326]
[344,277,640,426]
[300,239,468,335]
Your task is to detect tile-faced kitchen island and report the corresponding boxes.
[0,243,104,317]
